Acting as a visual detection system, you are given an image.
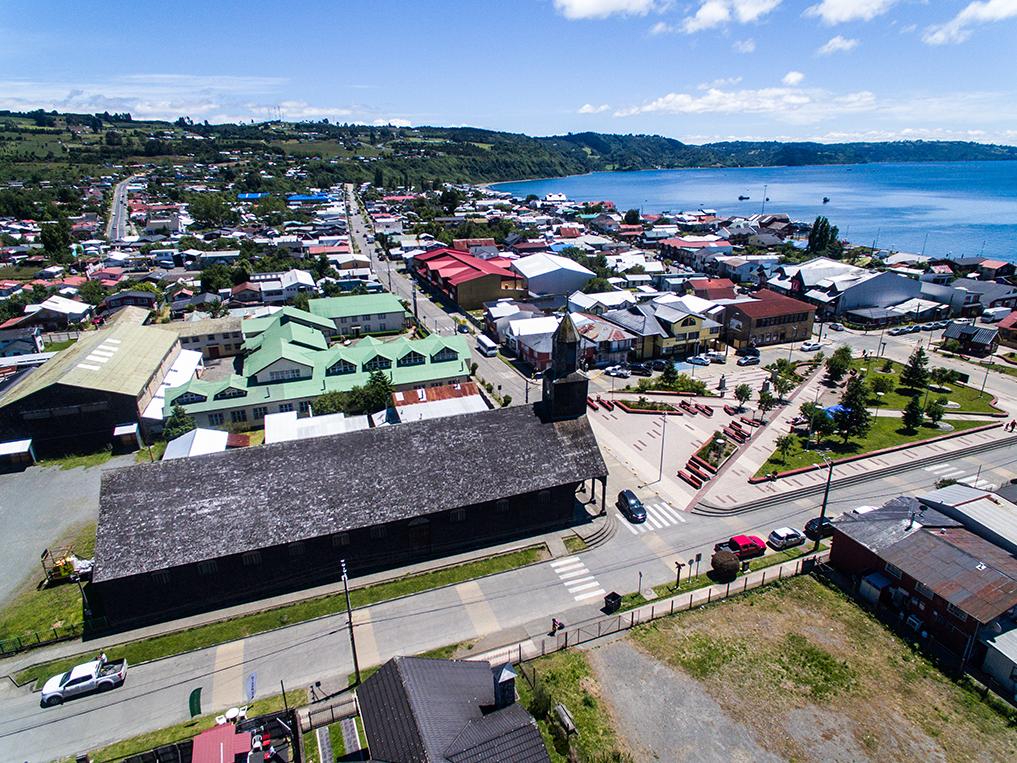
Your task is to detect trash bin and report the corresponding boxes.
[603,592,622,614]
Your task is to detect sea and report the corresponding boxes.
[491,161,1017,262]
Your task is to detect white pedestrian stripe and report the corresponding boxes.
[924,464,953,472]
[551,558,606,602]
[620,502,688,534]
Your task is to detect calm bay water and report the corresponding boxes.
[492,161,1017,261]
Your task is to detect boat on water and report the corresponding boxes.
[823,196,830,204]
[738,195,749,201]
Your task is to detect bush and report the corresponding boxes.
[501,395,512,407]
[711,550,740,582]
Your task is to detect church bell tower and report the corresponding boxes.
[541,314,589,421]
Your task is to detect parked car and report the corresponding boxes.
[649,359,670,371]
[804,515,835,540]
[767,527,806,550]
[887,326,905,336]
[628,363,652,377]
[688,355,711,366]
[706,351,727,364]
[736,346,760,357]
[920,322,936,331]
[714,534,766,560]
[800,341,822,352]
[828,323,845,332]
[605,366,630,378]
[934,320,951,329]
[737,355,761,366]
[41,658,128,707]
[616,490,647,523]
[953,318,974,325]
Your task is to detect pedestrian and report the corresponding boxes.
[98,651,107,666]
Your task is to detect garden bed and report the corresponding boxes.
[695,432,739,470]
[615,397,683,414]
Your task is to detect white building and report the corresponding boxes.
[511,252,594,296]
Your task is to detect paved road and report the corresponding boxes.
[105,175,139,241]
[343,185,534,406]
[5,440,1016,761]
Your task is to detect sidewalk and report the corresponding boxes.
[0,515,605,677]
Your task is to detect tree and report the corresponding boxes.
[313,390,348,415]
[834,376,872,443]
[78,280,107,305]
[40,218,72,262]
[200,263,233,294]
[902,395,925,433]
[801,401,835,441]
[774,434,798,465]
[373,167,384,188]
[711,550,740,582]
[187,193,238,228]
[807,216,839,254]
[734,383,752,409]
[291,292,310,312]
[623,208,641,225]
[869,374,895,397]
[773,374,796,401]
[926,397,946,425]
[363,370,394,413]
[661,362,678,387]
[929,366,958,389]
[825,344,853,384]
[163,404,196,440]
[900,346,930,391]
[757,390,776,419]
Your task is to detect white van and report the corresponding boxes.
[476,334,499,357]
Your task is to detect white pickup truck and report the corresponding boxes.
[40,658,128,707]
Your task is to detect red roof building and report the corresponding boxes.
[689,278,738,301]
[722,289,816,348]
[413,248,524,310]
[452,238,497,252]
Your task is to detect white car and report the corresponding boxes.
[767,527,806,550]
[800,341,822,352]
[605,366,630,378]
[41,658,128,707]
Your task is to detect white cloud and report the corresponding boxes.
[553,0,657,19]
[804,0,898,25]
[923,0,1017,45]
[817,34,859,54]
[699,76,743,89]
[682,0,781,32]
[733,38,757,52]
[649,20,676,34]
[373,118,412,127]
[578,103,611,113]
[613,82,876,124]
[782,70,805,86]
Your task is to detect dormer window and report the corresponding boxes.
[431,347,458,363]
[397,351,425,367]
[363,355,392,371]
[326,359,357,376]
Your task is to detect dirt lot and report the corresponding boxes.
[589,576,1016,763]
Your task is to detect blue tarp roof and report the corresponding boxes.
[237,192,270,200]
[287,193,330,202]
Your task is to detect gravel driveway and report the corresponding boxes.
[586,638,784,763]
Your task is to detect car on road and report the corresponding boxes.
[735,346,760,357]
[41,658,128,707]
[800,341,822,352]
[767,527,806,550]
[921,322,937,331]
[804,515,835,541]
[828,323,845,331]
[714,534,766,560]
[934,320,951,329]
[627,363,653,377]
[887,326,905,336]
[605,365,630,378]
[706,351,727,363]
[688,355,711,366]
[736,355,761,366]
[616,490,647,523]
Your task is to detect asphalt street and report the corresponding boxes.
[105,175,139,241]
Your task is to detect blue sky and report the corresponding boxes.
[3,1,1017,144]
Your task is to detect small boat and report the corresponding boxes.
[738,195,750,201]
[823,196,830,204]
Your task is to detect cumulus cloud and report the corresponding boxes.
[782,70,805,86]
[923,0,1017,45]
[612,82,876,124]
[553,0,657,19]
[817,35,859,54]
[682,0,781,33]
[804,0,898,25]
[649,20,676,34]
[578,103,611,113]
[733,38,757,52]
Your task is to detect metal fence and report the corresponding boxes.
[0,616,108,658]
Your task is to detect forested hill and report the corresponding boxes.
[3,109,1016,187]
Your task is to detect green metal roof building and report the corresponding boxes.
[307,293,410,335]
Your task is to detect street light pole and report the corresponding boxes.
[814,454,834,552]
[340,560,361,686]
[657,410,667,483]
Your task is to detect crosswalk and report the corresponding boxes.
[550,556,606,602]
[923,462,994,490]
[619,500,687,535]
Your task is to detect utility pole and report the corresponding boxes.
[657,410,667,482]
[814,454,833,552]
[340,560,361,686]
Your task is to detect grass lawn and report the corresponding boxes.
[18,546,543,689]
[246,429,266,446]
[135,440,168,463]
[562,535,588,554]
[303,729,320,763]
[516,650,627,763]
[852,358,1001,414]
[630,575,1016,761]
[87,689,306,762]
[756,416,987,477]
[348,641,471,686]
[0,523,96,646]
[37,447,113,471]
[42,338,77,352]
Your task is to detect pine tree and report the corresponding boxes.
[900,346,930,391]
[902,395,925,432]
[834,376,872,443]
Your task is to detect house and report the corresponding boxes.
[154,316,244,359]
[830,489,1017,681]
[942,322,998,355]
[722,290,816,349]
[572,312,635,368]
[0,308,181,455]
[413,248,524,310]
[689,277,738,301]
[21,295,93,329]
[308,293,410,336]
[768,258,920,318]
[389,381,489,423]
[601,303,721,360]
[995,310,1017,349]
[248,269,317,305]
[511,252,594,297]
[358,657,549,763]
[0,326,43,357]
[659,236,733,269]
[567,290,636,316]
[978,259,1014,280]
[264,409,369,444]
[90,325,606,627]
[506,316,560,370]
[230,281,262,307]
[921,279,1017,317]
[97,290,158,316]
[483,298,544,343]
[161,427,229,461]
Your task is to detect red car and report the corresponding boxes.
[713,534,766,560]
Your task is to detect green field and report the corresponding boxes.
[853,358,1001,414]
